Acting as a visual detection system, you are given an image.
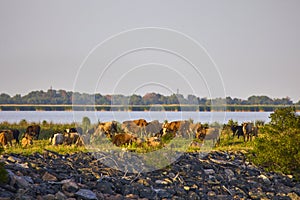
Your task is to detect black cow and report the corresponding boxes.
[231,125,244,139]
[26,125,41,140]
[11,129,20,144]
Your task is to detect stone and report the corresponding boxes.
[55,191,67,200]
[7,156,22,163]
[75,189,98,200]
[155,180,169,185]
[204,169,215,175]
[187,191,200,200]
[42,194,55,200]
[258,174,271,185]
[42,172,57,181]
[96,181,114,195]
[62,181,79,193]
[224,169,235,177]
[15,175,31,188]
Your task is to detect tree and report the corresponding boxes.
[0,93,11,104]
[129,94,143,105]
[269,106,300,132]
[82,116,91,133]
[252,107,300,179]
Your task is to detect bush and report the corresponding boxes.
[0,147,8,183]
[251,107,300,179]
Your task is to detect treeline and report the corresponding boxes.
[0,89,299,106]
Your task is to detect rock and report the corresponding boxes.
[7,156,22,163]
[75,189,98,200]
[204,169,215,175]
[187,191,200,200]
[157,190,172,198]
[42,194,55,200]
[258,174,272,185]
[42,172,57,181]
[224,169,235,178]
[62,181,79,193]
[155,180,169,185]
[207,191,216,196]
[15,175,31,188]
[96,181,115,195]
[287,192,300,200]
[184,186,190,191]
[55,191,67,200]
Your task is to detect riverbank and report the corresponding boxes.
[0,151,299,200]
[1,104,300,112]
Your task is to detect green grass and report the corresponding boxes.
[4,140,87,155]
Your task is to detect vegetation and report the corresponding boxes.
[250,107,300,180]
[1,109,300,180]
[0,89,298,109]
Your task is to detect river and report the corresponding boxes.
[0,111,273,124]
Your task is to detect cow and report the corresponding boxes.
[95,121,118,139]
[196,127,220,146]
[21,133,33,148]
[161,121,182,137]
[0,132,7,147]
[50,133,64,145]
[26,125,41,140]
[231,125,244,139]
[112,133,138,147]
[242,122,258,142]
[0,129,19,146]
[0,130,14,147]
[63,132,84,146]
[146,137,162,148]
[133,119,149,127]
[122,119,149,138]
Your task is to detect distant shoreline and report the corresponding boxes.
[1,104,299,112]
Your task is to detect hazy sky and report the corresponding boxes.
[1,0,299,101]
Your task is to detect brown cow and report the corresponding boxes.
[196,127,220,146]
[122,119,149,138]
[112,133,138,147]
[95,121,118,138]
[161,121,182,137]
[0,130,14,147]
[133,119,149,127]
[0,132,7,147]
[26,125,41,140]
[63,132,83,146]
[21,133,34,148]
[146,137,162,148]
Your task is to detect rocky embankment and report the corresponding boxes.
[0,150,299,200]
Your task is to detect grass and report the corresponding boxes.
[2,130,256,156]
[4,140,87,155]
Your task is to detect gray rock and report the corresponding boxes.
[55,191,67,200]
[75,189,98,200]
[96,181,114,195]
[41,194,55,200]
[258,174,272,185]
[62,180,79,193]
[204,169,215,175]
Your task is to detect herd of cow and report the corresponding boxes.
[0,119,259,149]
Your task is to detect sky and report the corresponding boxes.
[0,0,300,102]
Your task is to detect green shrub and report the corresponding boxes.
[251,107,300,179]
[0,147,8,183]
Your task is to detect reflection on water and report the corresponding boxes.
[0,111,273,124]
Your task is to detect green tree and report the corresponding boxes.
[269,106,299,132]
[82,116,91,133]
[252,107,300,179]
